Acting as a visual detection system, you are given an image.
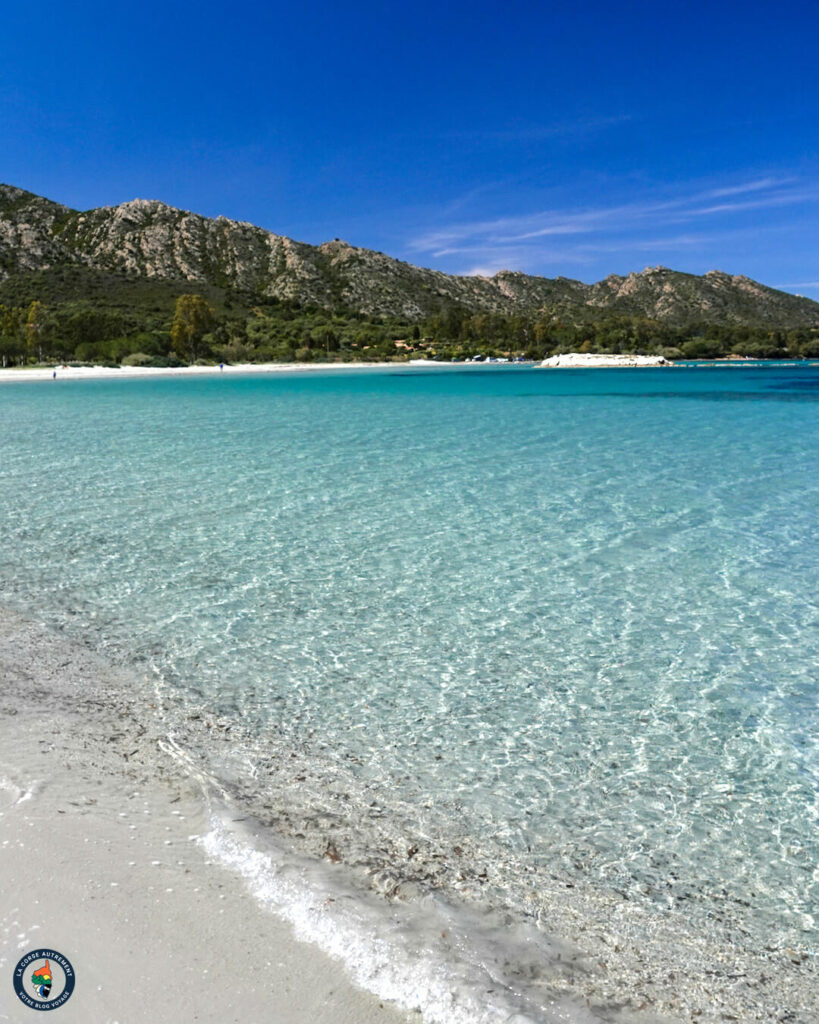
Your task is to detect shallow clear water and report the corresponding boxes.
[1,365,817,1017]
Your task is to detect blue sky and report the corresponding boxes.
[2,0,818,294]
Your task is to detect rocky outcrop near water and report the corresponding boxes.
[2,183,819,326]
[539,352,673,367]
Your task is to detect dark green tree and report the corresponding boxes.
[170,295,216,362]
[25,300,47,363]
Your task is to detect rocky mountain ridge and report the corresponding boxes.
[2,183,817,327]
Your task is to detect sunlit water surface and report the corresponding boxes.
[1,364,817,1017]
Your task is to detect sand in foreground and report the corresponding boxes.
[0,610,416,1024]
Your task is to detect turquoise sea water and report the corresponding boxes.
[1,364,817,1020]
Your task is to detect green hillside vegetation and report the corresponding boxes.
[1,264,818,368]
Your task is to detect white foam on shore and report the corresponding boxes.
[0,773,38,815]
[200,807,613,1024]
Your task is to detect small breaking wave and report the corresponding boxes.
[200,807,614,1024]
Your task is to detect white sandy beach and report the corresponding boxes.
[3,357,815,384]
[0,359,513,384]
[0,362,404,384]
[0,609,417,1024]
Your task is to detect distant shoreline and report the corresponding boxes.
[0,361,417,383]
[0,356,816,384]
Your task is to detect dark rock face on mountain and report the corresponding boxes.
[2,184,817,327]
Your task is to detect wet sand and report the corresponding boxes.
[0,608,417,1024]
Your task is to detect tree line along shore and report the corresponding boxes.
[2,273,819,369]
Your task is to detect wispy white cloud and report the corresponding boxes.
[442,244,595,275]
[408,174,818,275]
[575,233,719,253]
[463,263,515,278]
[702,177,796,199]
[686,190,815,217]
